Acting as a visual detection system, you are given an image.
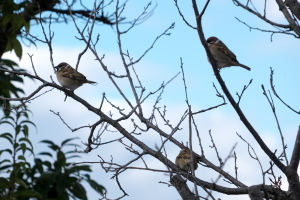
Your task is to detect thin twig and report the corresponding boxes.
[174,0,196,29]
[236,79,252,105]
[261,85,288,165]
[208,130,223,167]
[236,132,265,185]
[270,68,300,114]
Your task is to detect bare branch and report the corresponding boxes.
[270,68,300,114]
[235,17,298,41]
[188,105,199,197]
[232,0,292,29]
[290,126,300,171]
[208,129,223,167]
[37,4,56,71]
[50,110,93,132]
[171,175,198,200]
[234,151,238,180]
[192,115,204,155]
[192,0,287,174]
[236,132,265,184]
[236,79,252,105]
[275,0,300,37]
[129,23,175,66]
[27,53,39,77]
[261,85,288,165]
[285,0,300,21]
[174,0,196,29]
[120,2,154,34]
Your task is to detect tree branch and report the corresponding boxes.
[290,126,300,171]
[191,0,287,176]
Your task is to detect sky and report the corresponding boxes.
[2,0,300,199]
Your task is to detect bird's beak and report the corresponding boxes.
[54,66,59,71]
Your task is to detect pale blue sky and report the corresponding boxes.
[3,0,300,199]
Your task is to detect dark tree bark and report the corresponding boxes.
[248,185,263,200]
[285,0,300,21]
[171,175,198,200]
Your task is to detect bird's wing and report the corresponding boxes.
[216,42,239,62]
[60,68,88,82]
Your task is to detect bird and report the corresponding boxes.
[206,36,251,71]
[175,148,198,171]
[54,62,97,91]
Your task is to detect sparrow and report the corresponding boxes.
[175,148,198,171]
[54,62,97,91]
[206,36,251,71]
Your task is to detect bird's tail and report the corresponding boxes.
[87,80,98,85]
[239,64,251,71]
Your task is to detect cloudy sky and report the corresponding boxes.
[2,0,300,199]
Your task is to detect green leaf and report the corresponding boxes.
[16,124,21,135]
[68,165,92,174]
[40,140,60,151]
[65,150,78,154]
[0,133,13,145]
[38,152,53,158]
[18,162,27,170]
[25,147,34,155]
[15,178,28,188]
[86,178,106,194]
[65,143,81,147]
[22,124,29,137]
[2,148,13,155]
[20,120,36,128]
[34,159,44,174]
[40,140,55,146]
[18,155,26,161]
[20,143,26,154]
[66,155,81,159]
[56,174,66,194]
[0,177,10,188]
[12,14,23,31]
[61,137,79,147]
[1,59,18,67]
[14,190,42,198]
[14,142,19,149]
[0,120,15,128]
[4,36,13,52]
[42,161,52,169]
[12,37,22,60]
[23,20,30,32]
[0,165,12,171]
[57,151,66,166]
[19,137,33,150]
[0,159,11,165]
[2,14,13,28]
[68,182,87,200]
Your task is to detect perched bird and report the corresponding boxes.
[175,148,198,171]
[54,62,97,91]
[206,36,251,71]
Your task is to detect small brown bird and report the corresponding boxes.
[54,62,97,91]
[206,36,251,71]
[175,148,198,171]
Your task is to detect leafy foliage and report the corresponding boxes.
[0,59,28,115]
[0,0,32,60]
[0,107,38,199]
[0,107,106,199]
[0,0,36,113]
[29,138,106,200]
